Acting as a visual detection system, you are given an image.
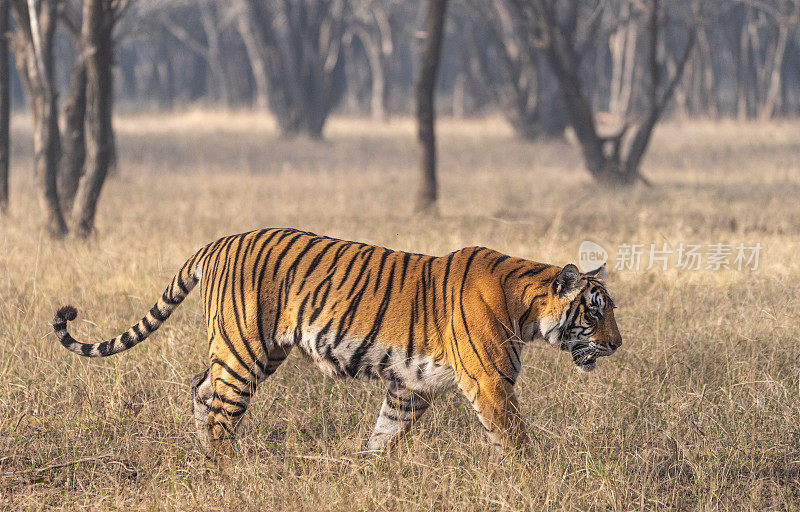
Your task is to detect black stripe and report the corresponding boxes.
[219,323,267,377]
[227,235,250,335]
[315,318,334,355]
[131,324,144,341]
[303,239,339,279]
[98,340,114,356]
[270,284,285,345]
[373,248,391,293]
[332,271,372,349]
[378,350,391,375]
[447,251,484,384]
[336,247,362,290]
[519,293,547,327]
[271,232,308,279]
[141,316,154,332]
[120,331,135,348]
[505,343,521,373]
[385,394,424,414]
[345,247,376,299]
[440,252,455,304]
[215,393,248,410]
[517,264,549,279]
[204,235,238,321]
[490,255,510,272]
[406,285,419,361]
[216,378,252,397]
[381,411,402,422]
[284,237,326,298]
[208,404,247,418]
[308,279,333,324]
[399,252,412,289]
[254,241,276,356]
[150,305,168,322]
[250,229,288,287]
[208,418,236,432]
[327,242,356,274]
[293,294,310,344]
[161,291,181,306]
[176,275,190,295]
[345,259,397,376]
[211,357,250,385]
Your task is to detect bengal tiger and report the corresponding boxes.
[52,228,622,458]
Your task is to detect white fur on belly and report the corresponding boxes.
[282,326,456,393]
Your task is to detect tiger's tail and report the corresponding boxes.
[52,249,205,357]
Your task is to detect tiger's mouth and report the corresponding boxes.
[567,342,613,372]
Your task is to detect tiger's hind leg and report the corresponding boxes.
[201,343,293,459]
[190,368,214,456]
[365,380,433,452]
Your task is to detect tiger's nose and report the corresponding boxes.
[609,335,622,351]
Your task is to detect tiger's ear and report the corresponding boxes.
[584,263,608,281]
[554,264,582,298]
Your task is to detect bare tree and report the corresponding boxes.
[71,0,120,237]
[0,0,9,214]
[607,1,638,122]
[347,0,395,120]
[237,0,348,137]
[512,0,697,186]
[158,0,233,106]
[737,0,799,119]
[415,0,447,214]
[58,1,87,214]
[467,1,566,139]
[9,0,68,237]
[59,0,799,122]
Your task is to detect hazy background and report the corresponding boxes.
[6,1,800,126]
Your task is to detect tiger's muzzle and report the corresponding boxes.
[566,341,617,372]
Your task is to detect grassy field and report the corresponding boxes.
[1,112,799,510]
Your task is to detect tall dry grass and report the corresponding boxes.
[1,112,799,510]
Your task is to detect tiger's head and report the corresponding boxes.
[541,263,622,372]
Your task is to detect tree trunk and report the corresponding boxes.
[452,72,465,119]
[10,0,68,237]
[236,12,270,110]
[415,0,447,214]
[608,6,637,123]
[198,0,230,107]
[759,20,789,121]
[362,29,387,122]
[736,9,751,120]
[156,32,174,109]
[59,58,86,214]
[667,52,688,119]
[0,0,9,214]
[72,0,113,238]
[33,84,65,236]
[239,0,345,138]
[697,26,718,117]
[238,0,295,134]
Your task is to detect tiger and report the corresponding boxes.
[52,228,622,458]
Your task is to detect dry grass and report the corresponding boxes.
[1,111,799,510]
